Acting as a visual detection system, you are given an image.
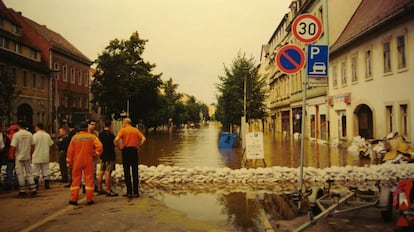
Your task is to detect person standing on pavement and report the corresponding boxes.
[3,125,18,190]
[97,120,118,197]
[56,127,69,184]
[65,122,77,188]
[66,121,103,205]
[114,118,146,198]
[32,123,54,190]
[88,119,99,192]
[9,121,37,197]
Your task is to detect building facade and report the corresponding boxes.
[8,5,91,132]
[260,0,360,143]
[0,1,49,131]
[0,0,91,132]
[328,0,414,144]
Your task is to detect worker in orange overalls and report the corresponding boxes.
[66,121,103,205]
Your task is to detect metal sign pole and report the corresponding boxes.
[298,45,308,194]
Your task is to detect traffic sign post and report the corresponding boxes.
[290,13,324,196]
[275,45,305,74]
[292,13,323,44]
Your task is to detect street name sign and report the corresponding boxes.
[275,44,305,74]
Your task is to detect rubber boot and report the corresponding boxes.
[45,180,50,189]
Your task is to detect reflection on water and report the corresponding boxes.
[138,122,374,231]
[140,121,368,169]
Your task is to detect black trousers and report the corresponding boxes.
[58,150,69,182]
[122,147,139,195]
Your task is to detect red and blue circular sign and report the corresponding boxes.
[275,45,305,74]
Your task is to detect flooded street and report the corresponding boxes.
[134,121,373,231]
[139,121,370,169]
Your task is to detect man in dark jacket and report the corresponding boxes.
[97,121,118,197]
[56,127,70,183]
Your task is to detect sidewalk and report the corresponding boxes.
[0,181,235,232]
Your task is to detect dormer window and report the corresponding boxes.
[12,24,19,34]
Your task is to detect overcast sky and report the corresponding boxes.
[4,0,291,105]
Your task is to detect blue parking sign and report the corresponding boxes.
[307,45,328,77]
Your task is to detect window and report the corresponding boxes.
[40,76,45,90]
[15,43,22,53]
[400,104,408,136]
[397,35,406,69]
[12,24,18,34]
[32,73,36,89]
[30,49,37,59]
[365,50,372,78]
[351,55,358,82]
[84,72,89,87]
[386,105,393,133]
[54,63,60,80]
[1,37,9,49]
[78,70,82,85]
[23,71,27,87]
[63,65,67,82]
[332,65,337,87]
[341,60,347,85]
[383,41,391,73]
[70,68,75,83]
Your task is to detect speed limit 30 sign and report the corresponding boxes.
[292,14,323,44]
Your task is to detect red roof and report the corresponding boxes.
[330,0,414,53]
[21,16,91,64]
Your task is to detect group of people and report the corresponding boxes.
[63,118,146,205]
[0,121,54,197]
[0,117,146,206]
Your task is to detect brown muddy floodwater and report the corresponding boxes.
[139,121,370,169]
[130,121,374,231]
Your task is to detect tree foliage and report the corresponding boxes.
[215,53,267,128]
[91,32,209,130]
[91,31,162,127]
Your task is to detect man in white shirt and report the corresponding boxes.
[32,123,54,189]
[10,121,37,197]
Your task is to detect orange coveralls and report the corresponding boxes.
[66,131,103,202]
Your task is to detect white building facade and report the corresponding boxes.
[328,0,414,144]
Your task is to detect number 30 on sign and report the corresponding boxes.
[292,14,323,44]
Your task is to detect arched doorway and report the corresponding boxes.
[17,103,33,131]
[354,104,373,139]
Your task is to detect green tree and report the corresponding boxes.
[162,78,182,126]
[215,53,266,128]
[185,96,201,123]
[91,31,162,128]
